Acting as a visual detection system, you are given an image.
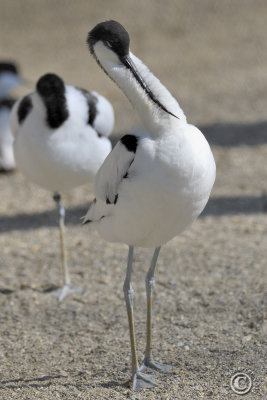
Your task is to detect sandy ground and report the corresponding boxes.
[0,1,266,399]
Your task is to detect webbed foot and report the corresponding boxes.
[46,284,84,302]
[132,370,157,391]
[140,359,176,374]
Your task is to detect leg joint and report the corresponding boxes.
[146,275,155,290]
[123,284,134,298]
[123,283,134,306]
[58,204,65,219]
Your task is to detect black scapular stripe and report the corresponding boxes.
[76,87,98,126]
[17,95,32,123]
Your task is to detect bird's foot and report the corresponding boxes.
[140,358,176,374]
[46,284,84,302]
[132,370,157,391]
[58,284,85,302]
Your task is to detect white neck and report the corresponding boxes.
[94,44,186,136]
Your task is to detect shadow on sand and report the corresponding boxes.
[201,120,267,147]
[0,204,88,233]
[0,121,266,232]
[0,373,125,391]
[202,194,267,217]
[112,120,267,147]
[0,193,266,233]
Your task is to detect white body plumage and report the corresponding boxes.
[85,20,216,390]
[10,81,114,192]
[84,49,216,247]
[9,73,115,300]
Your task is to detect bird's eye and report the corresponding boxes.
[105,41,112,49]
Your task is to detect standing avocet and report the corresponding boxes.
[0,62,21,171]
[10,73,114,301]
[84,21,216,390]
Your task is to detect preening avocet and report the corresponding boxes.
[0,62,21,171]
[84,21,216,390]
[10,73,114,301]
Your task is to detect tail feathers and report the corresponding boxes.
[82,198,111,226]
[82,198,95,225]
[81,216,91,225]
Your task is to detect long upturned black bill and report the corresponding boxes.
[120,55,179,119]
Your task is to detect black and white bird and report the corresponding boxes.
[10,72,114,301]
[0,62,21,171]
[84,21,216,390]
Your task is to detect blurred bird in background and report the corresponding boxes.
[0,62,21,171]
[10,72,114,300]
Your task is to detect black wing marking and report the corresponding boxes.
[95,134,139,204]
[17,95,33,124]
[76,87,98,127]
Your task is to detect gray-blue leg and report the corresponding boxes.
[53,193,82,301]
[140,246,175,373]
[123,246,157,390]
